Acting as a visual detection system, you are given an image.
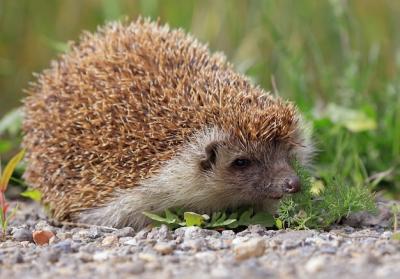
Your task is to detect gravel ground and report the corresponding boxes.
[1,201,400,279]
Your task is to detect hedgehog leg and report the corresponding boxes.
[76,185,180,229]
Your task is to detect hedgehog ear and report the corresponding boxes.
[200,141,219,171]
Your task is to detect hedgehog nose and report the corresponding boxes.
[284,176,301,193]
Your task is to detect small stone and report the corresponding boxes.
[221,230,235,238]
[53,239,72,253]
[49,235,59,245]
[320,245,337,254]
[247,224,267,235]
[77,252,93,263]
[274,230,314,243]
[88,227,103,239]
[207,238,225,250]
[146,225,172,240]
[12,228,33,242]
[93,251,111,261]
[114,227,135,238]
[234,238,266,260]
[282,239,301,250]
[175,226,207,240]
[102,235,118,246]
[154,242,174,255]
[158,224,172,240]
[33,230,55,246]
[121,237,138,246]
[79,242,99,254]
[211,265,231,277]
[73,230,88,241]
[34,221,54,232]
[138,252,158,262]
[232,236,250,246]
[117,262,145,274]
[45,251,60,263]
[134,227,151,240]
[195,251,217,263]
[145,261,162,271]
[11,251,24,264]
[20,241,31,248]
[381,231,392,239]
[305,255,327,273]
[57,232,72,240]
[52,239,73,253]
[181,239,204,251]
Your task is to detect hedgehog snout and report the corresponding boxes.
[283,176,301,193]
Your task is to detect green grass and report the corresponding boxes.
[0,0,399,201]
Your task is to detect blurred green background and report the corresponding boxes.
[0,0,399,197]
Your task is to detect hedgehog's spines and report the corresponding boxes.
[22,18,303,222]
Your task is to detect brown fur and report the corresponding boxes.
[23,19,313,228]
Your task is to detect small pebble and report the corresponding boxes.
[234,238,266,260]
[56,232,72,240]
[117,262,145,274]
[154,242,175,255]
[211,265,231,277]
[380,231,392,239]
[138,252,158,262]
[12,228,33,242]
[181,239,204,251]
[32,230,55,246]
[93,251,111,261]
[52,239,73,253]
[44,251,60,263]
[12,251,24,264]
[195,251,217,263]
[121,238,138,246]
[102,235,119,247]
[305,255,327,273]
[114,227,135,238]
[88,227,103,239]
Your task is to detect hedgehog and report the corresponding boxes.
[22,18,313,229]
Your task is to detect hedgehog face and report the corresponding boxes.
[200,139,304,205]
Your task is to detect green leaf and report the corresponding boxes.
[275,218,284,229]
[20,188,42,202]
[43,37,70,53]
[0,206,5,231]
[392,232,400,241]
[210,212,222,223]
[250,212,274,227]
[3,203,18,232]
[324,103,377,132]
[165,208,181,222]
[0,108,23,136]
[142,211,176,224]
[0,149,25,192]
[310,179,325,196]
[0,140,12,154]
[208,218,237,228]
[183,212,207,226]
[236,208,253,226]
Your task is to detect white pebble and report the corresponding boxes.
[233,238,266,260]
[305,255,327,273]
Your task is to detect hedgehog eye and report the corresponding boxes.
[231,158,251,169]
